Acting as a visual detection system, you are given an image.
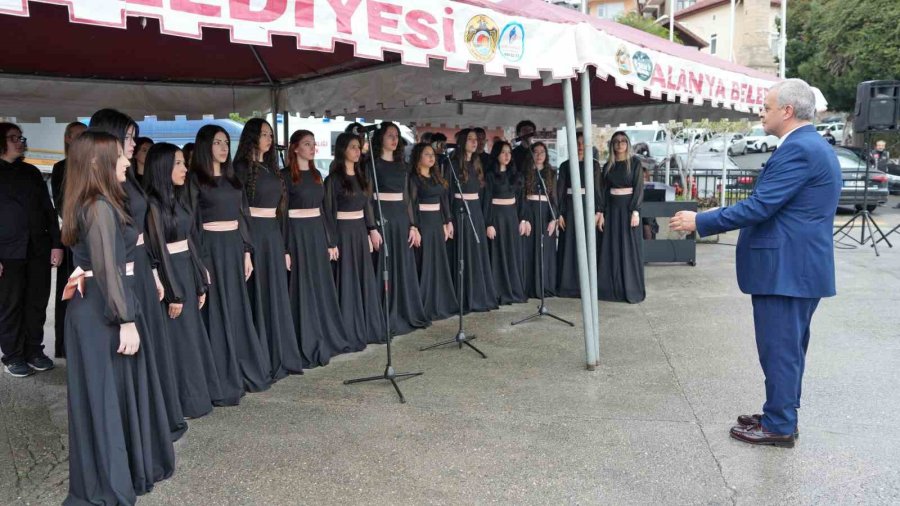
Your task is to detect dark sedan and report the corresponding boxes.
[834,147,889,211]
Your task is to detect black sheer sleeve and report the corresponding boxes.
[404,172,417,228]
[364,193,376,231]
[186,173,204,248]
[146,202,184,304]
[187,216,209,296]
[557,161,570,217]
[483,173,495,227]
[440,186,452,224]
[238,191,254,254]
[86,201,133,324]
[630,156,644,213]
[323,176,339,240]
[595,161,606,214]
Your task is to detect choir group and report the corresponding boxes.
[1,111,646,505]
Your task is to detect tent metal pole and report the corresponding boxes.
[579,72,600,365]
[270,88,279,147]
[283,109,290,149]
[563,78,597,370]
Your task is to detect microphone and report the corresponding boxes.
[275,144,287,151]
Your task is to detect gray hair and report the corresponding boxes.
[770,79,816,121]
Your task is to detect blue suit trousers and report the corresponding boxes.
[752,295,820,435]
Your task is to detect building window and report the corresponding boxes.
[597,2,626,19]
[710,33,718,54]
[677,0,697,10]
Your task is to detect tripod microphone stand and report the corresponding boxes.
[419,153,487,358]
[833,132,892,256]
[512,149,574,327]
[344,127,423,403]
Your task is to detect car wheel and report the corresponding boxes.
[741,146,747,156]
[727,148,733,156]
[867,204,877,212]
[760,143,768,153]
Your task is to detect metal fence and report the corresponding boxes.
[650,167,758,207]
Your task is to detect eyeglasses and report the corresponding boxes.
[6,135,26,143]
[614,139,629,145]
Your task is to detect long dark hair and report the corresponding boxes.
[287,129,320,184]
[410,142,447,188]
[192,124,240,188]
[329,132,369,195]
[143,143,182,241]
[234,118,281,203]
[525,141,555,195]
[372,122,405,162]
[88,108,143,195]
[489,140,518,174]
[61,132,130,246]
[453,128,484,186]
[182,142,195,169]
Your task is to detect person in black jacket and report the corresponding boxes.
[49,121,86,357]
[0,122,62,377]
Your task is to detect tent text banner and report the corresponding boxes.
[0,0,578,79]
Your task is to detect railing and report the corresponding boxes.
[649,167,759,207]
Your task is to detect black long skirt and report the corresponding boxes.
[248,217,304,381]
[65,277,175,506]
[165,250,223,419]
[201,229,271,405]
[556,197,582,298]
[373,200,430,336]
[488,203,526,305]
[597,195,646,303]
[287,216,352,369]
[522,199,557,299]
[414,210,458,320]
[134,244,187,440]
[334,218,386,349]
[447,199,498,313]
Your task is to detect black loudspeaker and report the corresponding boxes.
[854,80,900,133]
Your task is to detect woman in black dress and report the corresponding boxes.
[234,119,303,381]
[597,131,646,303]
[283,130,352,368]
[324,133,386,349]
[61,131,174,505]
[88,109,186,441]
[521,142,558,299]
[447,129,497,313]
[371,122,430,335]
[143,143,224,419]
[556,131,602,298]
[409,142,458,320]
[188,125,271,404]
[484,141,528,305]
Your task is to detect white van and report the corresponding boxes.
[618,123,669,145]
[744,125,779,153]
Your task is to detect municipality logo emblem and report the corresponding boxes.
[615,46,632,75]
[632,51,653,81]
[465,15,500,62]
[498,22,525,62]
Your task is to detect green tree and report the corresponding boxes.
[786,0,900,111]
[616,12,682,44]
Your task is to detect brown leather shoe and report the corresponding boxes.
[730,423,795,448]
[737,414,799,438]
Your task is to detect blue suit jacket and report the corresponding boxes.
[696,125,841,298]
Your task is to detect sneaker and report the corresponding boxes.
[4,361,35,378]
[27,354,55,372]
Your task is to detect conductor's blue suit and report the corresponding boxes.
[696,124,841,435]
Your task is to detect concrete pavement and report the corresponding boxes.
[2,198,899,505]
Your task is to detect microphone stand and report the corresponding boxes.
[511,147,574,327]
[344,129,423,403]
[419,153,487,358]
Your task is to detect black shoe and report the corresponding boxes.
[737,413,799,438]
[4,361,35,378]
[730,423,795,448]
[27,354,55,372]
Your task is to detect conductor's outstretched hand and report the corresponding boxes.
[670,211,698,233]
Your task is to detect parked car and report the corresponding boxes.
[702,134,747,156]
[620,124,669,145]
[643,140,688,164]
[834,146,889,211]
[745,126,779,153]
[816,123,845,143]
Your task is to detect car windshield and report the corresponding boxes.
[622,130,656,144]
[834,149,865,170]
[749,127,765,137]
[648,143,669,157]
[816,125,828,131]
